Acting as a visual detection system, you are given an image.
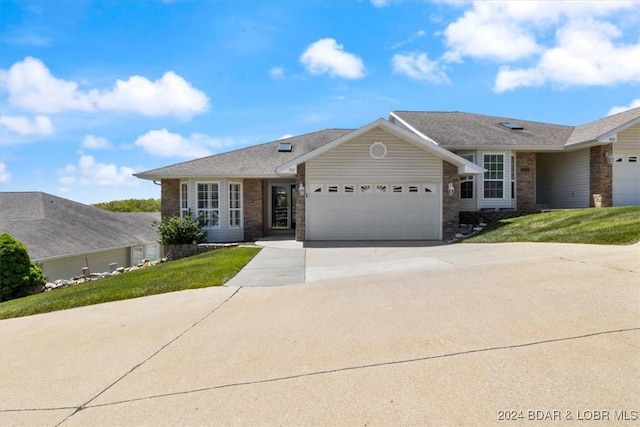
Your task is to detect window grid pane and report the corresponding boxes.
[483,154,504,199]
[229,183,242,228]
[197,183,219,227]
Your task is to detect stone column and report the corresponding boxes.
[589,145,613,207]
[295,163,306,241]
[516,152,536,210]
[442,161,460,241]
[161,179,180,219]
[243,179,264,240]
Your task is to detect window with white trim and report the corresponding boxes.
[483,154,504,199]
[229,183,242,228]
[511,155,516,199]
[197,182,219,228]
[180,182,189,217]
[460,154,474,199]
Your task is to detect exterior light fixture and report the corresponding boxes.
[448,182,455,196]
[298,182,305,196]
[604,151,613,164]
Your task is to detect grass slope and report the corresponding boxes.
[462,207,640,245]
[0,246,260,320]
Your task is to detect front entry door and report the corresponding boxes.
[270,184,296,230]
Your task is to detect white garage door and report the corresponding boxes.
[613,154,640,206]
[306,182,440,240]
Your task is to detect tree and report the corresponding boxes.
[156,216,206,245]
[0,233,46,301]
[93,198,161,212]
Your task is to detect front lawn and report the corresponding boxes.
[0,246,260,320]
[462,207,640,245]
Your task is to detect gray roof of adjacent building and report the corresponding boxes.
[391,107,640,149]
[0,192,160,261]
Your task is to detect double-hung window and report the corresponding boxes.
[511,155,516,199]
[460,154,475,199]
[229,183,242,228]
[180,182,189,218]
[197,183,219,228]
[483,154,504,199]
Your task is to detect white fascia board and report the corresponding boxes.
[135,173,280,181]
[565,115,640,148]
[388,112,440,145]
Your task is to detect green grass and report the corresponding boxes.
[462,207,640,245]
[0,246,260,320]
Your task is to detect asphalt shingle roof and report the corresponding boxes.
[391,111,574,148]
[392,108,640,149]
[0,192,160,261]
[135,129,353,179]
[567,106,640,145]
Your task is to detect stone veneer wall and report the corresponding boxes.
[161,179,180,219]
[442,161,460,241]
[589,144,613,207]
[295,163,306,241]
[243,179,264,240]
[516,152,536,210]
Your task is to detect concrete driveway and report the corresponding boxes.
[1,242,639,426]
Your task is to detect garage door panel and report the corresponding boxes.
[613,153,640,206]
[307,182,441,240]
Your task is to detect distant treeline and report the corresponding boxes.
[93,198,161,212]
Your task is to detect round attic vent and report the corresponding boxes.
[370,142,387,159]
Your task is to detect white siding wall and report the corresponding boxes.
[613,123,640,206]
[182,177,244,242]
[306,128,442,182]
[537,149,590,208]
[40,248,129,281]
[614,123,640,152]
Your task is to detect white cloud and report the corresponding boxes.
[57,155,138,187]
[134,129,234,158]
[0,114,54,135]
[440,1,640,92]
[608,99,640,116]
[300,38,365,79]
[0,57,93,113]
[1,57,209,118]
[392,52,450,84]
[278,133,295,140]
[93,71,209,118]
[494,18,640,92]
[0,162,11,184]
[82,135,112,150]
[391,30,426,50]
[371,0,389,8]
[269,67,285,79]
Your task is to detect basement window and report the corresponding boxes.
[278,142,293,152]
[499,122,524,130]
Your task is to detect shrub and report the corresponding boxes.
[0,233,46,301]
[156,215,206,245]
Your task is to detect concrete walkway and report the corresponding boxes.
[1,242,639,426]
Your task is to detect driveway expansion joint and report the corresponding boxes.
[62,326,640,412]
[49,286,243,426]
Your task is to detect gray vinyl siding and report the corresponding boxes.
[306,128,442,182]
[614,123,640,153]
[39,248,129,281]
[536,149,590,208]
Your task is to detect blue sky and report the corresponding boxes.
[1,0,639,204]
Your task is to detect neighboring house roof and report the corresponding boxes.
[390,107,640,150]
[277,118,485,175]
[135,129,353,180]
[390,111,574,149]
[0,192,160,261]
[566,106,640,146]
